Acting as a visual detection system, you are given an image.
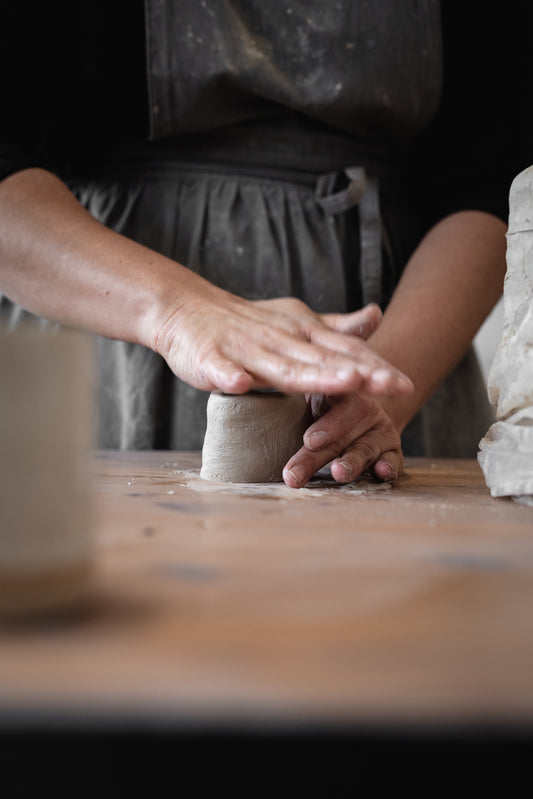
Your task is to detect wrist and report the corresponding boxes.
[143,260,227,362]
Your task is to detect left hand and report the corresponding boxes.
[282,392,403,488]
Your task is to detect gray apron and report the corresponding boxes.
[0,0,493,456]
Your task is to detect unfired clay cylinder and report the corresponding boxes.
[200,391,312,483]
[0,326,95,616]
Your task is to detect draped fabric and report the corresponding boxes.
[0,1,495,455]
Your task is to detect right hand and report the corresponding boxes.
[152,278,413,399]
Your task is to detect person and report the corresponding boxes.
[0,2,529,488]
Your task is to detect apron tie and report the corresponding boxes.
[315,166,382,307]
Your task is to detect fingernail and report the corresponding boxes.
[285,465,306,487]
[398,375,414,392]
[307,430,328,449]
[335,460,353,479]
[375,461,394,480]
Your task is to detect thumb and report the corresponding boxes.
[319,303,382,340]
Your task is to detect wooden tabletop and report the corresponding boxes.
[1,451,533,732]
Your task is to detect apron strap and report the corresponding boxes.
[315,166,383,307]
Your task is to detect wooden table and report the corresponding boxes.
[2,452,533,787]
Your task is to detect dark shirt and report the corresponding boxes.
[1,1,531,231]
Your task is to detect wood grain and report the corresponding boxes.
[1,452,532,729]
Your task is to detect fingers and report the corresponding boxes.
[372,452,403,481]
[200,321,412,398]
[234,341,371,395]
[283,446,322,489]
[330,442,403,484]
[282,394,402,488]
[196,352,254,394]
[198,348,365,395]
[263,300,411,397]
[163,290,412,399]
[199,345,411,402]
[305,325,412,396]
[319,303,382,339]
[283,431,401,488]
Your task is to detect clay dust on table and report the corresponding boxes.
[166,467,392,499]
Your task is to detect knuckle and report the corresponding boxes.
[277,360,297,382]
[380,423,402,451]
[343,336,365,356]
[260,323,302,351]
[196,341,221,369]
[356,439,379,465]
[281,297,309,315]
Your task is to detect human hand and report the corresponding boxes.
[153,279,413,399]
[282,392,403,488]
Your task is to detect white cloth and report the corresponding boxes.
[478,164,533,501]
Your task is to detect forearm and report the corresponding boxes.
[369,210,507,430]
[0,168,412,398]
[0,167,202,347]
